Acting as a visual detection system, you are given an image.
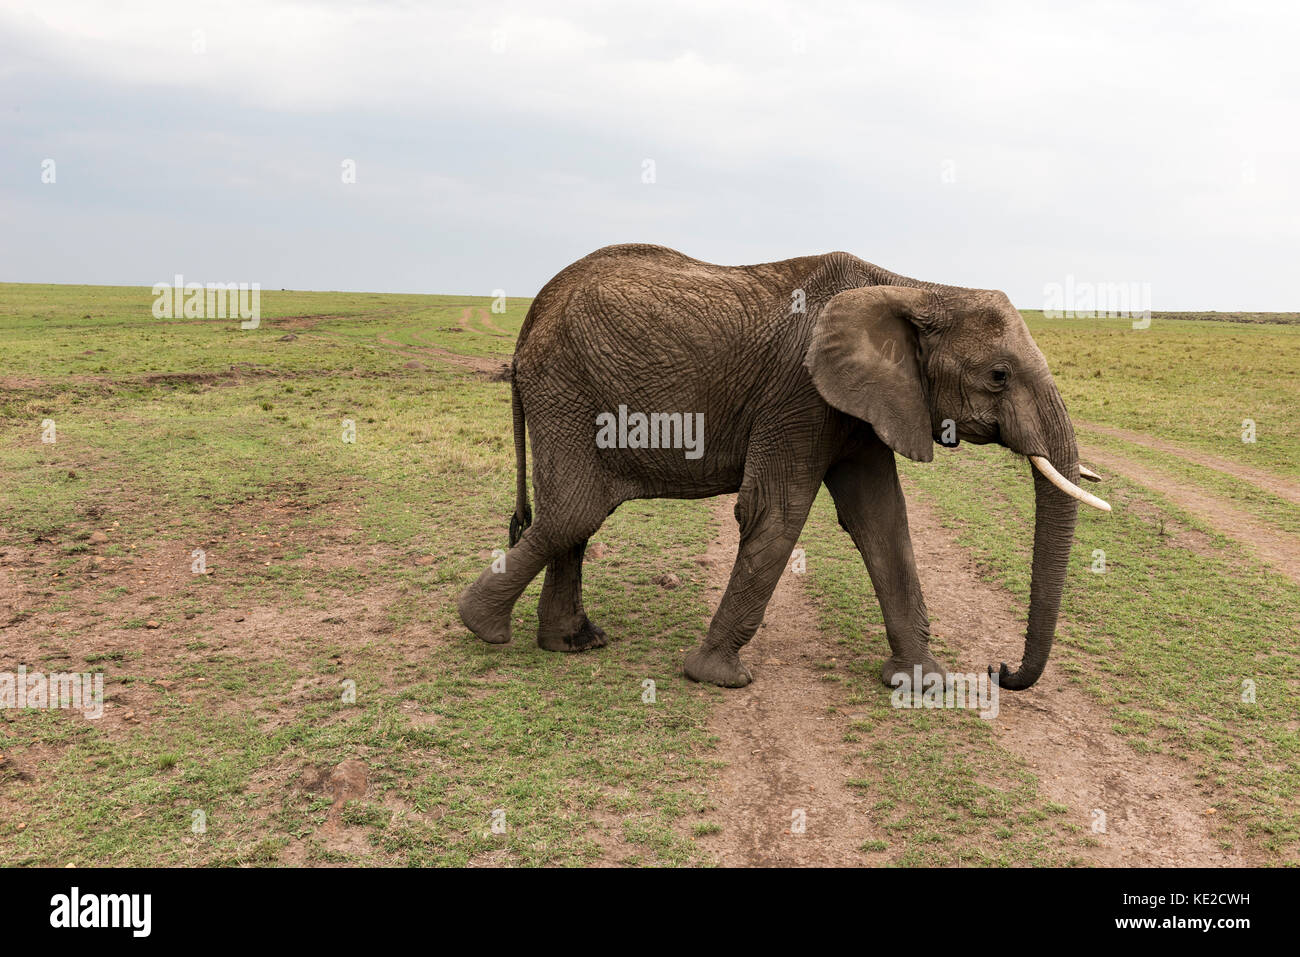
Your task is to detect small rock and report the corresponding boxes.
[145,620,160,629]
[278,333,298,342]
[652,573,682,590]
[88,531,109,544]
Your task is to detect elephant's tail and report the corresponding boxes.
[508,369,532,547]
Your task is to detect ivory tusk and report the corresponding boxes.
[1029,456,1112,512]
[1079,465,1101,482]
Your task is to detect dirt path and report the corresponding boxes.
[1078,442,1300,587]
[457,306,513,338]
[1076,420,1300,507]
[698,493,1250,866]
[903,494,1249,866]
[697,497,887,865]
[376,336,509,380]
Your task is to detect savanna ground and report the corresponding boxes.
[1,283,1297,867]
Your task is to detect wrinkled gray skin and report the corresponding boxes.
[458,244,1081,691]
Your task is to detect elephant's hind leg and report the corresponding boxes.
[458,479,617,649]
[457,530,555,646]
[536,539,607,652]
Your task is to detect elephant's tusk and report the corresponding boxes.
[1030,456,1112,512]
[1079,464,1101,482]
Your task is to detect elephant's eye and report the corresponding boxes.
[990,368,1009,388]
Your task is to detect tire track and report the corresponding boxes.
[1078,443,1300,587]
[375,336,509,380]
[1076,421,1300,507]
[903,493,1250,866]
[696,497,885,866]
[697,490,1253,866]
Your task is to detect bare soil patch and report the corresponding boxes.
[377,336,509,380]
[0,499,410,845]
[457,306,512,338]
[271,315,337,331]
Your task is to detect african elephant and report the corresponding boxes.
[457,244,1109,690]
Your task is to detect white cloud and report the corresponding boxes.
[2,0,1299,306]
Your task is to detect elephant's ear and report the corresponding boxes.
[805,286,938,463]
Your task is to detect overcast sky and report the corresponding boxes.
[2,0,1297,309]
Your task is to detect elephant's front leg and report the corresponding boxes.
[685,473,816,688]
[823,439,949,688]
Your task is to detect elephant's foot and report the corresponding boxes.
[684,645,753,688]
[537,616,607,653]
[457,588,512,645]
[879,654,949,690]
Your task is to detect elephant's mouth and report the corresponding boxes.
[935,421,1000,447]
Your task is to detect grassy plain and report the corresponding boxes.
[1,284,1296,864]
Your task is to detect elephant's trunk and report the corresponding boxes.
[994,389,1080,691]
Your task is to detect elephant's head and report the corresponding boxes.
[805,285,1110,691]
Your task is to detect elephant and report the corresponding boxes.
[457,244,1109,690]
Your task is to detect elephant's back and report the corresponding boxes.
[517,245,721,350]
[514,244,835,369]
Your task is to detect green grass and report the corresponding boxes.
[0,284,721,866]
[1023,311,1300,478]
[897,445,1300,858]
